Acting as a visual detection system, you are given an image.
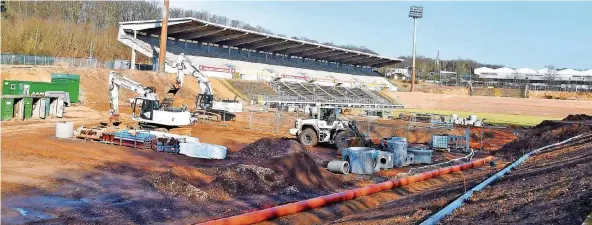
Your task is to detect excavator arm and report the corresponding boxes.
[170,53,214,109]
[170,53,212,95]
[108,71,157,116]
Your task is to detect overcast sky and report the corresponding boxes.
[170,1,592,69]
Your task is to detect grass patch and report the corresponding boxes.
[392,108,561,127]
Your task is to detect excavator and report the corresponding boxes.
[108,71,194,129]
[169,53,243,121]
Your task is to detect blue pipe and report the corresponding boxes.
[420,134,585,225]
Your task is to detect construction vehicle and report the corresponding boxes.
[108,71,193,129]
[289,106,372,151]
[170,54,242,121]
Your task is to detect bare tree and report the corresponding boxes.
[544,64,557,82]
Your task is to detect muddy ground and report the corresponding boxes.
[444,134,592,225]
[4,66,587,224]
[2,106,498,224]
[311,116,592,225]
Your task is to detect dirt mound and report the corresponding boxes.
[495,118,591,158]
[563,114,592,121]
[231,138,306,159]
[216,138,343,197]
[213,152,342,196]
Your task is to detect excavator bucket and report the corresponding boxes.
[167,84,180,95]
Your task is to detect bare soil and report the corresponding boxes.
[385,91,592,118]
[443,135,592,225]
[495,118,591,159]
[2,66,587,224]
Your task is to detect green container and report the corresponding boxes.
[24,97,33,119]
[51,73,80,103]
[2,80,25,95]
[1,98,14,121]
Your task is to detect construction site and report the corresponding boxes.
[2,2,592,225]
[2,64,591,224]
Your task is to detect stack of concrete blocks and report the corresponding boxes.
[387,137,412,168]
[342,147,381,174]
[408,148,434,164]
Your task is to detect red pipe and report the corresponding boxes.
[199,156,494,225]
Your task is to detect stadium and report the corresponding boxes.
[118,17,404,108]
[4,2,592,225]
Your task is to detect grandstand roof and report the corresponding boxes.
[119,18,403,68]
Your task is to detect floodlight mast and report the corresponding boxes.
[409,5,423,92]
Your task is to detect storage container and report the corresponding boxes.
[51,73,80,103]
[431,135,449,149]
[24,97,33,119]
[1,98,14,121]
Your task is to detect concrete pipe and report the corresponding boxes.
[327,160,350,174]
[198,156,494,225]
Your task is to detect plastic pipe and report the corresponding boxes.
[421,134,585,225]
[199,156,494,225]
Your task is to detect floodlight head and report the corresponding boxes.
[409,5,423,19]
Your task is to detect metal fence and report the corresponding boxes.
[438,79,592,93]
[1,54,100,68]
[1,54,153,71]
[243,106,509,151]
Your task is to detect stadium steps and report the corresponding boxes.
[275,82,308,101]
[375,90,399,104]
[329,87,353,100]
[312,83,338,100]
[215,79,250,101]
[227,80,278,99]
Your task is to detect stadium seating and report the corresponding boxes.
[120,34,401,107]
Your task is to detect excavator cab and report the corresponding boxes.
[131,97,160,121]
[196,94,214,110]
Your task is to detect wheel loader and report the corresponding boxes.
[289,106,372,151]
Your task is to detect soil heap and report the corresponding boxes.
[230,138,306,160]
[496,115,592,158]
[563,114,592,121]
[215,138,343,196]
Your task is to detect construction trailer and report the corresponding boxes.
[1,94,64,121]
[2,73,80,104]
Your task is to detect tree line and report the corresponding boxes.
[1,0,501,73]
[1,0,377,61]
[377,55,504,77]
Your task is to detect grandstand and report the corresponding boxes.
[117,17,404,108]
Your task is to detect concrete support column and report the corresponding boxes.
[131,30,137,70]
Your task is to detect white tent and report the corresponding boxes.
[494,67,516,79]
[516,68,537,75]
[474,67,497,79]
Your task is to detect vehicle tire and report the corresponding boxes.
[334,131,351,151]
[298,128,318,147]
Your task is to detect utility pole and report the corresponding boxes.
[436,49,440,82]
[409,6,423,92]
[89,40,93,59]
[158,0,170,73]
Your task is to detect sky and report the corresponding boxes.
[170,1,592,69]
